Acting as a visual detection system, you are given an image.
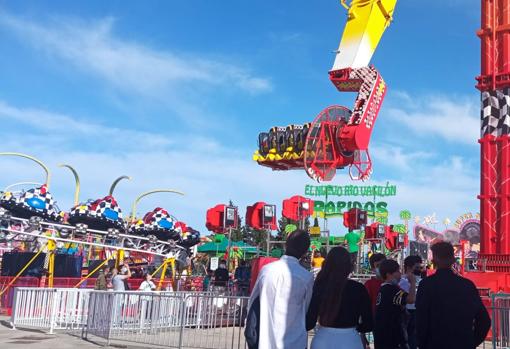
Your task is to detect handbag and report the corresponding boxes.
[244,296,260,349]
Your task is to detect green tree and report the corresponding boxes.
[229,216,244,242]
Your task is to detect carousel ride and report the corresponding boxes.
[0,153,201,290]
[253,0,397,182]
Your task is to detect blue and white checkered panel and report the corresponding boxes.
[16,186,62,220]
[481,88,510,136]
[93,197,123,222]
[143,207,176,231]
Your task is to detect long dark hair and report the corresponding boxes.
[315,246,353,326]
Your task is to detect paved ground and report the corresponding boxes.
[0,316,493,349]
[0,315,248,349]
[0,316,143,348]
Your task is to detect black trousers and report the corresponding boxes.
[407,309,417,349]
[350,252,358,265]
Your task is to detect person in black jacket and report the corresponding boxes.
[214,260,229,289]
[306,246,373,349]
[373,259,416,349]
[416,241,491,349]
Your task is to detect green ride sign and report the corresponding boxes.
[305,183,396,224]
[305,183,397,197]
[313,200,388,222]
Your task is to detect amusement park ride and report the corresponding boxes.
[253,0,396,182]
[469,0,510,291]
[0,153,201,293]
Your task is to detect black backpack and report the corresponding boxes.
[244,296,260,349]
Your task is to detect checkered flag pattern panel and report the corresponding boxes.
[93,196,123,220]
[144,207,177,230]
[481,88,510,136]
[129,207,182,241]
[70,204,92,216]
[16,185,62,221]
[181,227,200,248]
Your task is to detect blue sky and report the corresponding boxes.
[0,1,480,233]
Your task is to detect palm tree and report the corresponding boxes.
[399,210,412,234]
[393,224,407,234]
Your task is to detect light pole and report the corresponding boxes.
[224,205,238,274]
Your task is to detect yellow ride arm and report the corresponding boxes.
[333,0,398,70]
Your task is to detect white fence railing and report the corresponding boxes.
[10,287,501,349]
[11,288,91,334]
[10,288,214,335]
[84,291,249,348]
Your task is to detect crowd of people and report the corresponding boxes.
[247,230,491,349]
[93,257,252,294]
[202,258,252,296]
[89,231,492,349]
[94,261,158,292]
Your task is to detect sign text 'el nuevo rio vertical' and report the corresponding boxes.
[304,183,397,222]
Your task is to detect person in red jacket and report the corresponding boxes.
[364,253,386,314]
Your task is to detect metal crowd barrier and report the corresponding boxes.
[11,287,502,349]
[180,294,249,349]
[83,291,249,349]
[10,288,212,335]
[491,293,510,349]
[11,287,91,334]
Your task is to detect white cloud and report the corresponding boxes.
[0,14,272,95]
[0,101,174,151]
[370,143,433,173]
[386,94,479,145]
[0,12,272,129]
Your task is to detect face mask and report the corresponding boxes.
[375,268,381,278]
[413,269,422,276]
[121,267,127,273]
[390,278,400,286]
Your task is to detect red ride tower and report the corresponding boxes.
[477,0,510,268]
